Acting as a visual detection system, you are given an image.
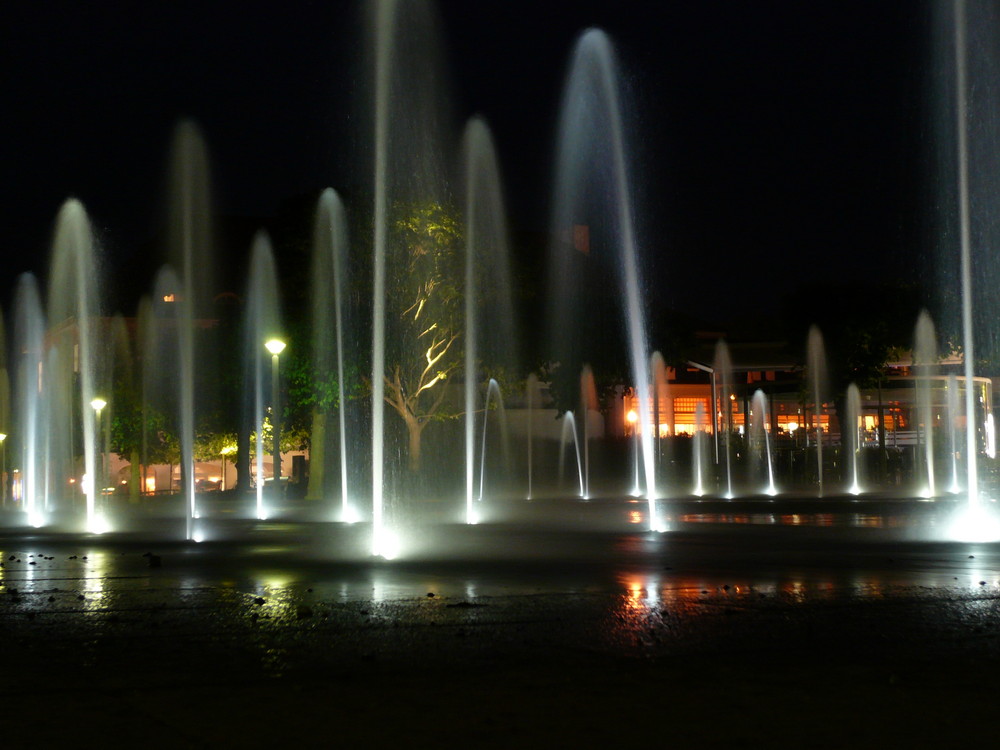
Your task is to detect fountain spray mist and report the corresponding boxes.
[846,383,863,495]
[551,30,658,526]
[954,0,978,507]
[713,341,734,498]
[313,189,353,521]
[247,233,282,521]
[14,275,45,524]
[370,0,395,556]
[168,122,213,539]
[914,311,937,497]
[48,199,101,532]
[807,326,826,497]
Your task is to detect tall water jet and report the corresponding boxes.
[312,188,354,521]
[651,352,670,483]
[845,383,863,495]
[13,275,46,525]
[369,0,451,556]
[750,390,777,496]
[247,233,283,522]
[47,199,102,532]
[548,29,658,527]
[525,373,539,500]
[693,402,708,496]
[948,373,961,493]
[806,326,827,496]
[477,379,507,510]
[580,365,599,498]
[167,121,214,539]
[914,311,938,497]
[463,117,518,524]
[558,412,585,497]
[955,0,977,506]
[712,340,734,498]
[147,271,190,511]
[370,0,393,558]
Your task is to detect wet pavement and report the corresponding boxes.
[1,497,999,747]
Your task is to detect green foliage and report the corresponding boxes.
[193,431,237,462]
[382,201,465,470]
[384,201,464,405]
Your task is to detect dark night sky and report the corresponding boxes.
[0,1,939,331]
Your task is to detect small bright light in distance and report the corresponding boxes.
[341,506,360,524]
[192,530,205,543]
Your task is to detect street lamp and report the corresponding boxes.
[264,339,286,493]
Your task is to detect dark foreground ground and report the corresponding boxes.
[1,496,999,748]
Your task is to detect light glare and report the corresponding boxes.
[87,513,111,535]
[948,504,1000,542]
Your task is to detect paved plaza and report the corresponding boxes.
[1,497,998,747]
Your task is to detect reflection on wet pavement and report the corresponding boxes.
[0,512,998,748]
[673,511,944,528]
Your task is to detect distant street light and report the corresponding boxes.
[264,339,286,493]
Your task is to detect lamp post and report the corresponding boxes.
[264,339,286,494]
[686,360,719,464]
[91,398,107,505]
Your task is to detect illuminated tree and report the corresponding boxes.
[383,202,463,472]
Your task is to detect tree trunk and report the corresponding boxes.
[235,413,253,493]
[129,449,141,504]
[406,414,423,473]
[305,408,326,501]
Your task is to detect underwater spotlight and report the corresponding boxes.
[87,513,111,535]
[374,528,401,560]
[948,504,1000,542]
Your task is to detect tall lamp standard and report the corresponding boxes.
[90,398,107,509]
[264,339,286,494]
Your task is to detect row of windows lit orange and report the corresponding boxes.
[621,395,920,438]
